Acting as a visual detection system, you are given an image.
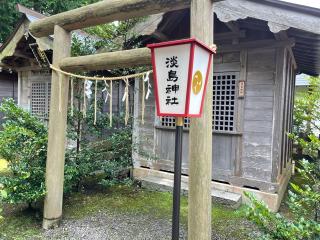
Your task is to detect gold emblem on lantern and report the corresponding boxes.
[192,70,203,95]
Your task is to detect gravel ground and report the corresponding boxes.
[40,210,235,240]
[42,211,185,240]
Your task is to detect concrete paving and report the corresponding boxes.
[140,175,242,208]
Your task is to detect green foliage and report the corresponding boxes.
[0,0,98,42]
[71,35,97,57]
[65,126,133,192]
[0,98,133,205]
[244,192,320,240]
[290,76,320,222]
[293,76,320,137]
[288,159,320,222]
[85,18,145,51]
[0,99,47,204]
[291,76,320,160]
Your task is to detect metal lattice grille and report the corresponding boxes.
[31,82,51,119]
[213,73,237,132]
[159,72,238,132]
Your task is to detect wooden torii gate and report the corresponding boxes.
[29,0,217,238]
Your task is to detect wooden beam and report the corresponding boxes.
[13,50,33,59]
[274,31,297,69]
[214,30,246,41]
[220,38,295,52]
[29,0,191,38]
[224,22,241,44]
[60,48,151,72]
[58,39,294,72]
[43,25,71,229]
[225,21,240,33]
[188,0,213,239]
[12,66,43,71]
[152,30,170,41]
[0,62,11,68]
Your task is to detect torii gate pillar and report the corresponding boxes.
[43,25,71,229]
[188,0,214,239]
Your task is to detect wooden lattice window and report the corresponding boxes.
[159,72,238,132]
[31,82,51,119]
[213,72,237,132]
[160,117,190,128]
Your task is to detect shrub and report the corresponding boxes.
[0,97,133,206]
[288,159,320,222]
[65,126,133,191]
[0,99,47,204]
[244,192,320,240]
[289,76,320,223]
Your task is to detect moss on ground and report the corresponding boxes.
[0,185,256,240]
[0,208,42,240]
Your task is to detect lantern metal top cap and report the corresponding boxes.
[147,38,215,54]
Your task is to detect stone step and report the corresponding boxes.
[139,175,242,208]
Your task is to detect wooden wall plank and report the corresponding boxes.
[244,109,273,121]
[235,49,247,176]
[274,48,287,177]
[246,84,274,97]
[245,97,273,109]
[241,47,276,182]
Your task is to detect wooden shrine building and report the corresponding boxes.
[132,0,320,211]
[22,0,319,234]
[0,4,53,118]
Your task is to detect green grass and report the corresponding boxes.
[0,185,256,240]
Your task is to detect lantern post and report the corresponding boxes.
[148,39,215,240]
[172,116,184,239]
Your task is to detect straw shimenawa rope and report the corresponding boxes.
[70,77,74,116]
[50,65,152,81]
[50,65,153,126]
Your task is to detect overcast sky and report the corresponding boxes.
[280,0,320,9]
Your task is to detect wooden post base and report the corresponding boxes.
[43,217,61,230]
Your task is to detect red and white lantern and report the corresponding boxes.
[148,38,215,117]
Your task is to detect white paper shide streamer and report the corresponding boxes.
[145,71,152,100]
[102,80,111,103]
[84,80,93,99]
[141,71,152,124]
